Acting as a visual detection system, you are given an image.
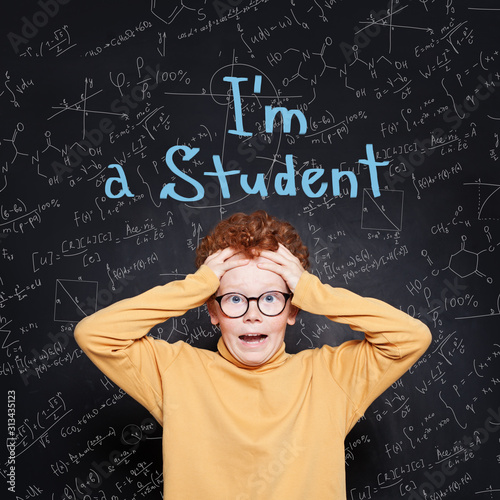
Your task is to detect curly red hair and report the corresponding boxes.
[195,210,310,270]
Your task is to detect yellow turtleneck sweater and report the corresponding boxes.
[75,265,431,500]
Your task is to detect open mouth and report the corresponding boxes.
[239,334,268,344]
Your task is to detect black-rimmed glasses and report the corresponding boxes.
[214,291,292,318]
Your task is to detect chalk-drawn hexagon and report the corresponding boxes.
[448,248,479,278]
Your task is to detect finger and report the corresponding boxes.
[257,259,303,292]
[256,254,293,275]
[221,250,250,270]
[257,250,304,292]
[259,248,296,267]
[218,247,240,261]
[204,247,250,279]
[222,255,250,270]
[277,243,296,257]
[203,251,222,267]
[205,247,237,264]
[276,243,303,263]
[258,249,285,263]
[257,258,289,278]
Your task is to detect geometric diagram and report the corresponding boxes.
[150,0,197,26]
[361,188,404,231]
[121,423,162,444]
[53,279,98,322]
[121,423,144,445]
[48,80,128,140]
[446,235,492,283]
[463,180,500,221]
[355,4,429,56]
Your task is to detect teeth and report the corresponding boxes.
[240,334,267,343]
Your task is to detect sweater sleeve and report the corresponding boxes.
[292,272,432,433]
[74,265,220,423]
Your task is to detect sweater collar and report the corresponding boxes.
[217,337,290,372]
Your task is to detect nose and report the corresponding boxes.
[243,298,263,321]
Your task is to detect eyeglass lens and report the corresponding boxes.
[218,291,289,317]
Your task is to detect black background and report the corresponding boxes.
[1,1,500,499]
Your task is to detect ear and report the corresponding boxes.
[286,305,299,326]
[207,299,220,326]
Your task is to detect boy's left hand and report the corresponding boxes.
[257,244,305,293]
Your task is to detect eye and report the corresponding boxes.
[262,293,279,303]
[227,294,244,304]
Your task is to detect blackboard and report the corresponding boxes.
[2,1,499,498]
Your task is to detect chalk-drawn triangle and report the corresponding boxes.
[361,189,404,231]
[54,279,98,322]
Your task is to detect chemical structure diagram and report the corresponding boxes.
[444,232,496,284]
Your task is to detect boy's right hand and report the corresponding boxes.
[203,248,249,281]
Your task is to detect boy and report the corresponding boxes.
[75,210,431,499]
